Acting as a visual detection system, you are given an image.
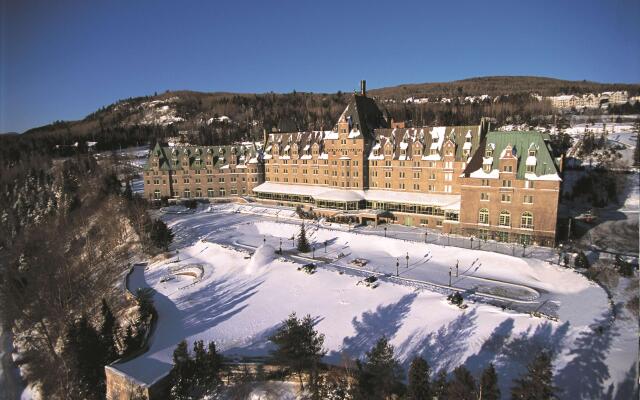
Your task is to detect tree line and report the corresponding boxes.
[166,313,558,400]
[0,153,173,399]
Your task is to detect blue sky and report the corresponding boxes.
[1,0,639,133]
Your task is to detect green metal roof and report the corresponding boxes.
[483,131,560,179]
[145,142,260,171]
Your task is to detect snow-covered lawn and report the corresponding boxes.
[114,206,638,398]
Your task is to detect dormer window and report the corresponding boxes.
[529,149,536,157]
[483,164,491,173]
[485,148,493,157]
[430,149,438,156]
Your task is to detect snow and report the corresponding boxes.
[524,172,562,181]
[108,206,637,398]
[470,168,500,179]
[526,155,537,166]
[253,182,462,208]
[348,130,361,138]
[245,244,276,275]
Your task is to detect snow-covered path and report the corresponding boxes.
[112,205,638,398]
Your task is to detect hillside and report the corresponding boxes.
[369,76,640,99]
[2,76,639,167]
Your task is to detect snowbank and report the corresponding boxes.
[245,244,276,274]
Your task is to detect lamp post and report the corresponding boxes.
[558,244,563,265]
[522,242,527,257]
[470,236,474,249]
[279,238,282,254]
[291,235,295,248]
[424,231,428,243]
[324,240,327,253]
[449,267,452,287]
[384,227,387,237]
[396,258,400,277]
[406,252,409,268]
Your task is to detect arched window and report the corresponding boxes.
[521,212,533,229]
[499,210,511,227]
[479,208,489,224]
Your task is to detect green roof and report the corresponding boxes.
[145,142,260,171]
[465,131,560,179]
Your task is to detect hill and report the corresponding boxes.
[2,76,639,168]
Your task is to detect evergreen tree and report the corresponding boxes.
[123,179,133,200]
[511,352,557,400]
[297,222,311,252]
[432,369,449,400]
[99,298,119,363]
[446,365,476,400]
[148,218,174,251]
[169,340,193,400]
[64,315,106,399]
[479,363,500,400]
[574,251,590,269]
[407,356,431,400]
[354,336,405,400]
[269,313,326,390]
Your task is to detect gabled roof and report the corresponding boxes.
[145,142,261,171]
[337,95,388,138]
[463,131,560,179]
[370,125,482,161]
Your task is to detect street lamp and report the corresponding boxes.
[455,260,459,277]
[424,231,428,243]
[557,244,563,265]
[406,252,409,268]
[396,258,400,277]
[449,267,452,287]
[470,236,474,249]
[384,227,387,237]
[279,238,282,254]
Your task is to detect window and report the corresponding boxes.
[183,189,191,198]
[444,185,452,193]
[153,189,161,199]
[480,192,489,201]
[521,212,533,229]
[501,194,511,202]
[503,165,513,172]
[207,189,214,197]
[502,179,512,188]
[526,165,535,173]
[444,173,452,181]
[481,179,490,186]
[525,180,534,189]
[499,210,511,227]
[479,208,489,224]
[523,195,534,204]
[219,188,226,196]
[483,164,491,173]
[413,183,420,190]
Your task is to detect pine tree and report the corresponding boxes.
[269,313,326,390]
[574,251,590,269]
[511,352,556,400]
[354,336,405,400]
[169,340,193,400]
[64,315,106,399]
[479,363,500,400]
[99,298,119,363]
[446,365,476,400]
[123,179,133,200]
[297,223,311,252]
[432,369,449,400]
[148,219,174,251]
[633,130,640,167]
[407,356,431,400]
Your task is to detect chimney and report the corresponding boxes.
[360,80,366,96]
